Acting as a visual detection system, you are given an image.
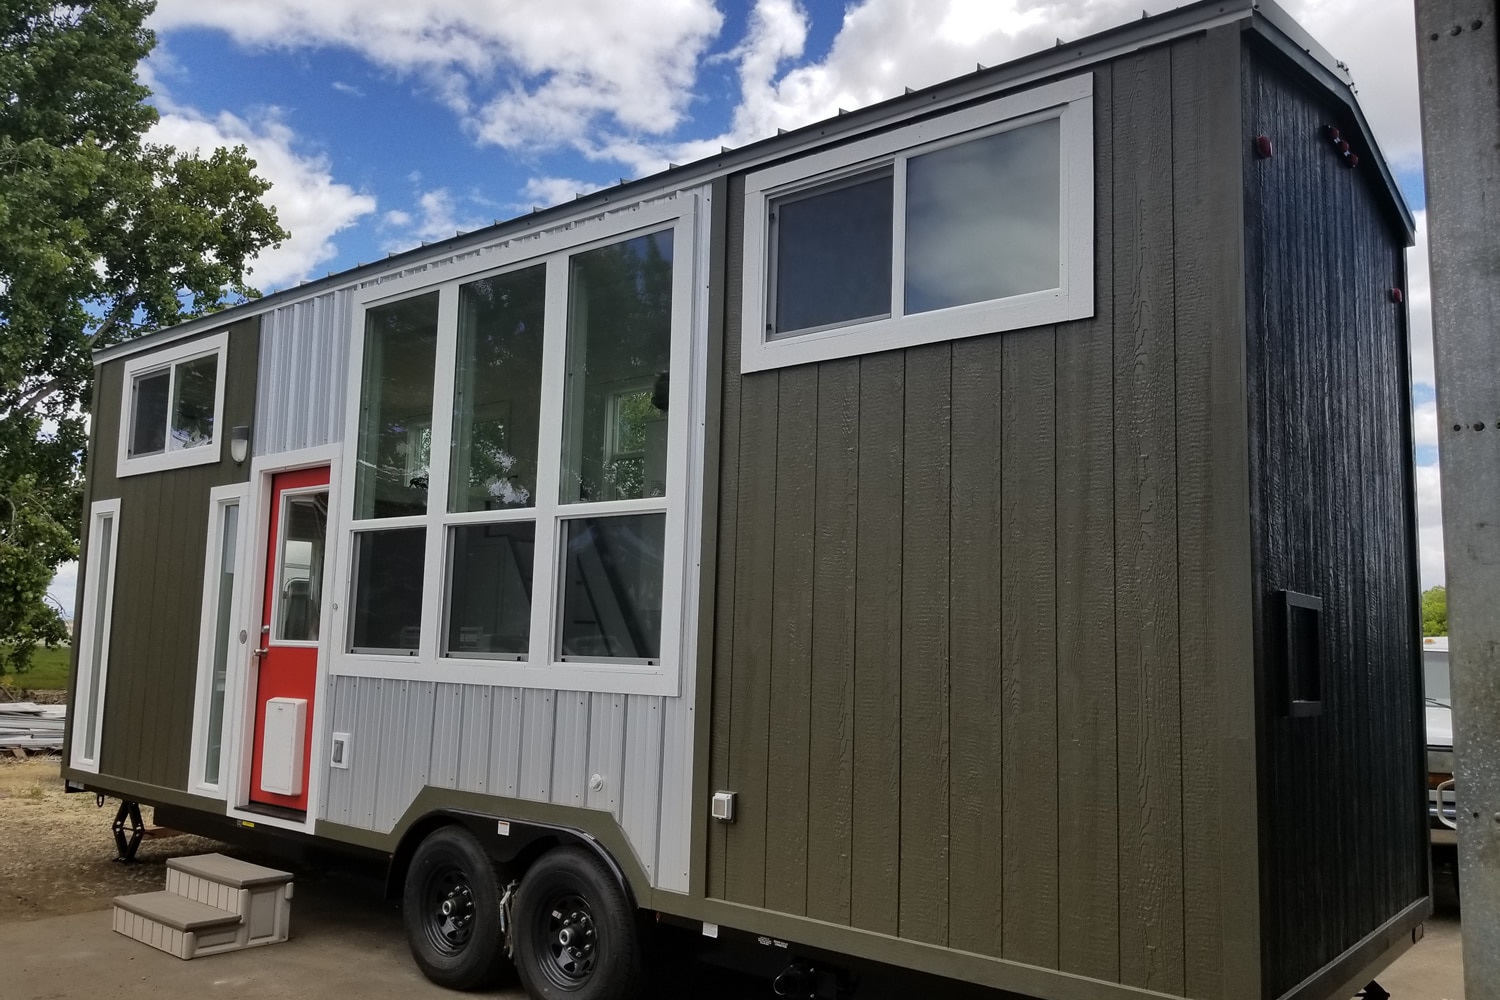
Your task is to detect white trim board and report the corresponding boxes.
[115,331,230,478]
[69,499,122,773]
[332,190,708,698]
[740,74,1095,373]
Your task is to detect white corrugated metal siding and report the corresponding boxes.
[254,288,355,455]
[320,676,693,891]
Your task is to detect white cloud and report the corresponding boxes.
[331,81,365,98]
[1407,210,1433,387]
[1414,397,1439,450]
[147,109,377,289]
[518,176,606,211]
[1282,0,1422,169]
[47,561,78,620]
[1416,463,1444,589]
[379,188,494,254]
[150,0,724,152]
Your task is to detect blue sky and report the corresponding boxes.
[46,0,1444,615]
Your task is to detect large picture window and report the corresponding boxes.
[339,195,698,695]
[741,74,1094,372]
[116,332,229,477]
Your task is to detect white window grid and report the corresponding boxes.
[334,194,702,697]
[115,331,230,478]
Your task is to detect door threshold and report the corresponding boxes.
[239,802,307,824]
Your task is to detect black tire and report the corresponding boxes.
[512,846,643,1000]
[402,825,512,990]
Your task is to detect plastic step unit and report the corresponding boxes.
[111,853,294,959]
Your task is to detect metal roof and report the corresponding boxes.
[97,0,1414,364]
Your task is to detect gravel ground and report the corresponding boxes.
[0,757,222,923]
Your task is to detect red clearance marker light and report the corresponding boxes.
[1255,134,1274,158]
[1391,288,1404,303]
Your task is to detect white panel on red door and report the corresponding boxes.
[259,698,307,796]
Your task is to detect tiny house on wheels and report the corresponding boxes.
[63,3,1427,999]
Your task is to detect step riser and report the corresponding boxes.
[112,908,240,960]
[166,869,238,913]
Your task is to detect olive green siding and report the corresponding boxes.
[706,29,1261,1000]
[76,318,259,791]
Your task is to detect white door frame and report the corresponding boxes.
[221,443,342,834]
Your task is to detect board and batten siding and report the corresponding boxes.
[254,288,355,455]
[1241,41,1426,1000]
[319,651,694,892]
[707,28,1261,1000]
[78,319,260,790]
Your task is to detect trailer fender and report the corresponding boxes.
[387,810,639,913]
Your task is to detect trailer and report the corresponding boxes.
[62,3,1427,998]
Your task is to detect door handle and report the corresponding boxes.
[1436,778,1458,830]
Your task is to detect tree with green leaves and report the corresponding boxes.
[0,0,288,676]
[1422,585,1447,638]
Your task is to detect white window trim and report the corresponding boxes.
[115,331,230,478]
[188,483,250,797]
[69,498,122,773]
[333,193,704,697]
[741,74,1094,373]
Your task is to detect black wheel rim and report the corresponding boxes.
[422,862,477,956]
[535,891,598,989]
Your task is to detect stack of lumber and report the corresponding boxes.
[0,702,67,752]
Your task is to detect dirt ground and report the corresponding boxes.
[0,756,222,923]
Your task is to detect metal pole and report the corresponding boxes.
[1415,2,1500,995]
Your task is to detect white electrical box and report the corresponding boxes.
[259,698,307,796]
[330,732,351,769]
[711,790,736,822]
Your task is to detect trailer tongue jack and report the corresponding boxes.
[109,799,144,864]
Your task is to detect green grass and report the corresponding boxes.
[4,644,71,692]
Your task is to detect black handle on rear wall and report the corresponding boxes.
[1279,590,1326,717]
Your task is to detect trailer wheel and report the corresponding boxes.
[512,846,642,999]
[403,825,511,990]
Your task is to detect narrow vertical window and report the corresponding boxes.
[556,229,675,662]
[560,231,674,504]
[71,500,121,772]
[203,501,239,786]
[354,292,440,519]
[450,265,546,513]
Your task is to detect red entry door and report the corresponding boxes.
[249,466,330,812]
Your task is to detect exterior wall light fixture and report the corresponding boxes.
[230,425,251,464]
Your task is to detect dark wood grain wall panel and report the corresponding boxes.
[765,365,817,916]
[805,359,859,926]
[1111,45,1186,996]
[849,352,905,936]
[1241,41,1425,1000]
[706,175,745,901]
[1171,28,1262,1000]
[999,326,1058,966]
[897,343,951,947]
[94,318,259,790]
[707,41,1261,997]
[947,335,1006,957]
[724,367,779,907]
[1055,60,1121,985]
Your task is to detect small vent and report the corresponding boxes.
[1279,591,1325,718]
